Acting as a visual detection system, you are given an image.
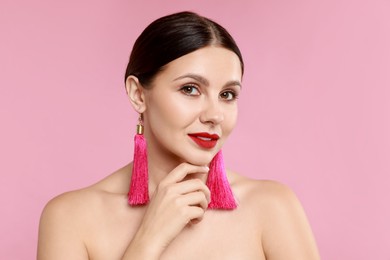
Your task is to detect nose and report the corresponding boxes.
[199,98,224,125]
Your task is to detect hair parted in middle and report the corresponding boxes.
[124,11,244,88]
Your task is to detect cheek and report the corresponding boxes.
[226,119,237,135]
[223,107,238,135]
[147,93,199,131]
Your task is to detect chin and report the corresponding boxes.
[182,150,218,166]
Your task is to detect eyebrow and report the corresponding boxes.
[173,73,242,88]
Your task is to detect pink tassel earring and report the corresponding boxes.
[128,114,149,205]
[206,150,237,210]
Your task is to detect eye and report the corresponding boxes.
[180,85,200,96]
[220,90,238,101]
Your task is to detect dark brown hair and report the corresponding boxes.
[124,11,244,87]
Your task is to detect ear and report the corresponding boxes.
[125,75,146,113]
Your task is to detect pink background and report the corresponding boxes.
[1,0,389,259]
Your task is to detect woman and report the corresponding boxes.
[38,11,320,259]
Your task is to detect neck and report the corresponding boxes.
[145,143,208,194]
[147,150,181,190]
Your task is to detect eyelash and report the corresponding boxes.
[220,90,239,101]
[180,84,200,96]
[179,84,239,101]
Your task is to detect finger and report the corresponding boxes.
[161,163,209,185]
[172,179,211,203]
[187,205,206,223]
[180,191,209,211]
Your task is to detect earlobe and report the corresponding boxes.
[125,76,146,113]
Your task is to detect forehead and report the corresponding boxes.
[155,46,242,83]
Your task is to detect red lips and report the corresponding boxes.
[188,132,220,149]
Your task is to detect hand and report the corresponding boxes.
[129,163,211,258]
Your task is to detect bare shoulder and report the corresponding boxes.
[41,163,131,214]
[228,171,320,260]
[39,164,131,227]
[40,187,100,223]
[227,171,304,224]
[38,165,130,260]
[37,188,97,260]
[228,170,298,208]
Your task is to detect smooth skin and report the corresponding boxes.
[38,46,320,260]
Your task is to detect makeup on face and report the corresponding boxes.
[141,47,240,166]
[188,132,220,149]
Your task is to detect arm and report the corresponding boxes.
[261,183,320,260]
[121,163,210,259]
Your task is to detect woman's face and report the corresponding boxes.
[143,46,242,166]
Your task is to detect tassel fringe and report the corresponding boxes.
[127,135,237,210]
[206,151,237,210]
[128,133,149,205]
